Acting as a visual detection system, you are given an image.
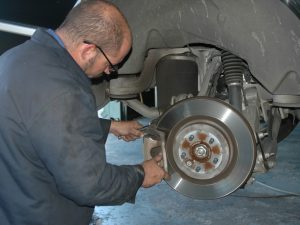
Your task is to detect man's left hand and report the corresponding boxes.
[110,120,143,141]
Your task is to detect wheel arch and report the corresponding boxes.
[112,0,300,95]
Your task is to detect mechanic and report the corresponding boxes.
[0,0,168,225]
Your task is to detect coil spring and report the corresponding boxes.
[221,51,246,85]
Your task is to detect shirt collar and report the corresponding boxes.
[47,29,65,48]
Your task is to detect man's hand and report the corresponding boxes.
[110,120,143,141]
[141,154,170,188]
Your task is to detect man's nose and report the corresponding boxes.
[104,67,111,74]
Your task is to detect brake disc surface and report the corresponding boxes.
[157,97,256,199]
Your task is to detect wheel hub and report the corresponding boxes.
[173,124,230,180]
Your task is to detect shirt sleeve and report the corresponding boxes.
[98,118,111,143]
[28,88,144,206]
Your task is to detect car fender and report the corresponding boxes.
[111,0,300,95]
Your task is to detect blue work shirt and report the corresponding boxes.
[0,28,143,225]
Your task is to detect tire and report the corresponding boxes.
[277,114,299,142]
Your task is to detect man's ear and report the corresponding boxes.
[68,42,97,70]
[79,43,97,61]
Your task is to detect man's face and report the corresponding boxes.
[85,37,132,78]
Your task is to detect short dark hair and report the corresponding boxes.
[57,0,129,54]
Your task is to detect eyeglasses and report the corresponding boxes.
[83,40,118,74]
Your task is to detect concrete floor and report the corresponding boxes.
[91,122,300,225]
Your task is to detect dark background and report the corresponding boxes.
[0,0,77,54]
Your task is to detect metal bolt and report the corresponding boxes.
[186,160,193,167]
[189,135,194,141]
[195,166,201,172]
[213,158,219,164]
[209,138,214,144]
[181,152,186,159]
[194,145,207,158]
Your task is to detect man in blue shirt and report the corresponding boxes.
[0,0,168,224]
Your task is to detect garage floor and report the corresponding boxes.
[91,121,300,225]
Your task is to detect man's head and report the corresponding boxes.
[56,0,132,78]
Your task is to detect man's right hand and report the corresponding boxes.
[141,154,170,188]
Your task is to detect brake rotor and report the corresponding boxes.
[157,97,256,199]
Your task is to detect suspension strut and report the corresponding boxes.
[221,51,246,112]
